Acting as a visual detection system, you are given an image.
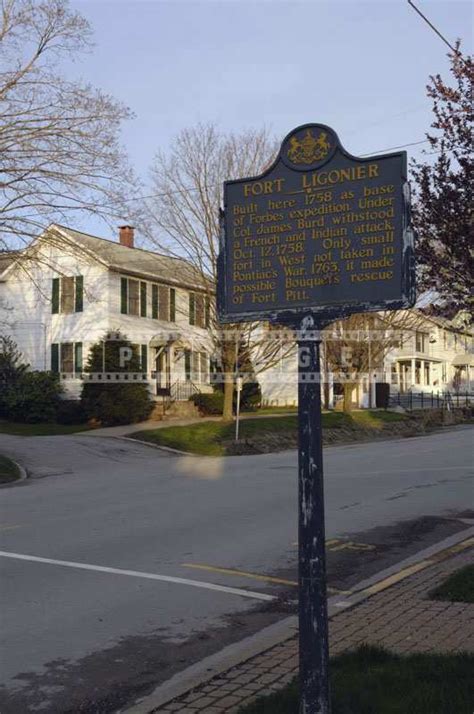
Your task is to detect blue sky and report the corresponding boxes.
[68,0,472,237]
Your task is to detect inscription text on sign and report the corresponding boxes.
[217,123,415,323]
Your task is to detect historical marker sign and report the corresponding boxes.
[218,123,415,323]
[217,124,415,714]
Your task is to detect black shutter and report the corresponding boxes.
[189,292,195,325]
[184,350,191,380]
[75,275,84,312]
[141,344,148,373]
[120,278,128,314]
[52,278,60,314]
[140,282,147,317]
[152,284,159,319]
[51,343,59,372]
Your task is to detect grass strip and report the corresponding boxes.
[430,565,474,604]
[0,454,21,484]
[132,410,406,456]
[237,645,474,714]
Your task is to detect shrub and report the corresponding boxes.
[0,335,28,417]
[81,382,153,426]
[56,400,88,425]
[80,331,154,426]
[237,380,262,412]
[190,391,224,415]
[3,371,63,423]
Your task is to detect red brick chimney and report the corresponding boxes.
[119,225,134,248]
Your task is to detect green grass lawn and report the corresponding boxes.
[0,421,93,436]
[0,454,20,483]
[237,645,474,714]
[132,410,406,456]
[247,406,298,415]
[430,565,474,604]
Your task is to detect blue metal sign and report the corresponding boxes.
[218,123,415,323]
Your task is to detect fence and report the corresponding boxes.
[389,390,473,411]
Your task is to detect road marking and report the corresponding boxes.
[182,563,350,595]
[0,551,274,602]
[292,538,375,552]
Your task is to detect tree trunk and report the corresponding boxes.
[343,383,354,413]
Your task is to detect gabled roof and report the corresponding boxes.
[48,224,212,292]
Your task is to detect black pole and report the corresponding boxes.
[297,318,331,714]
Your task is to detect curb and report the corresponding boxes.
[112,435,190,457]
[0,457,28,487]
[120,525,474,714]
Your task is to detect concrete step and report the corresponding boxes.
[150,400,201,421]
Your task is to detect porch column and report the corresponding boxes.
[420,360,425,387]
[169,343,175,384]
[411,358,415,387]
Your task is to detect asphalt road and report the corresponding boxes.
[0,426,473,713]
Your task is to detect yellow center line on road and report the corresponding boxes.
[181,563,351,595]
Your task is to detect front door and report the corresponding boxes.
[155,347,170,394]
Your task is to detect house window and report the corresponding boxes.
[415,360,421,385]
[200,352,209,383]
[61,343,74,373]
[415,332,426,353]
[170,288,176,322]
[424,362,430,385]
[51,342,83,374]
[128,280,139,315]
[121,278,175,322]
[52,276,83,314]
[192,351,200,380]
[205,297,211,328]
[189,292,206,327]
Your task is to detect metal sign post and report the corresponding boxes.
[235,375,243,441]
[217,123,416,714]
[297,316,330,714]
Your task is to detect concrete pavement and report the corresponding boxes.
[0,426,472,712]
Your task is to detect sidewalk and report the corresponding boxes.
[79,412,297,438]
[131,538,473,714]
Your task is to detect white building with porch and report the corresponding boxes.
[0,224,214,410]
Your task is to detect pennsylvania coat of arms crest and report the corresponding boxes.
[287,129,331,164]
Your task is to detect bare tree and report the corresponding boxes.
[145,123,280,419]
[0,0,139,252]
[323,310,427,412]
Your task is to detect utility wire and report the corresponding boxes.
[122,139,432,204]
[407,0,469,66]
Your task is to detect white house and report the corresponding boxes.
[0,224,214,405]
[258,313,473,408]
[1,223,472,413]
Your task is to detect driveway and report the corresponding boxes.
[0,427,472,712]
